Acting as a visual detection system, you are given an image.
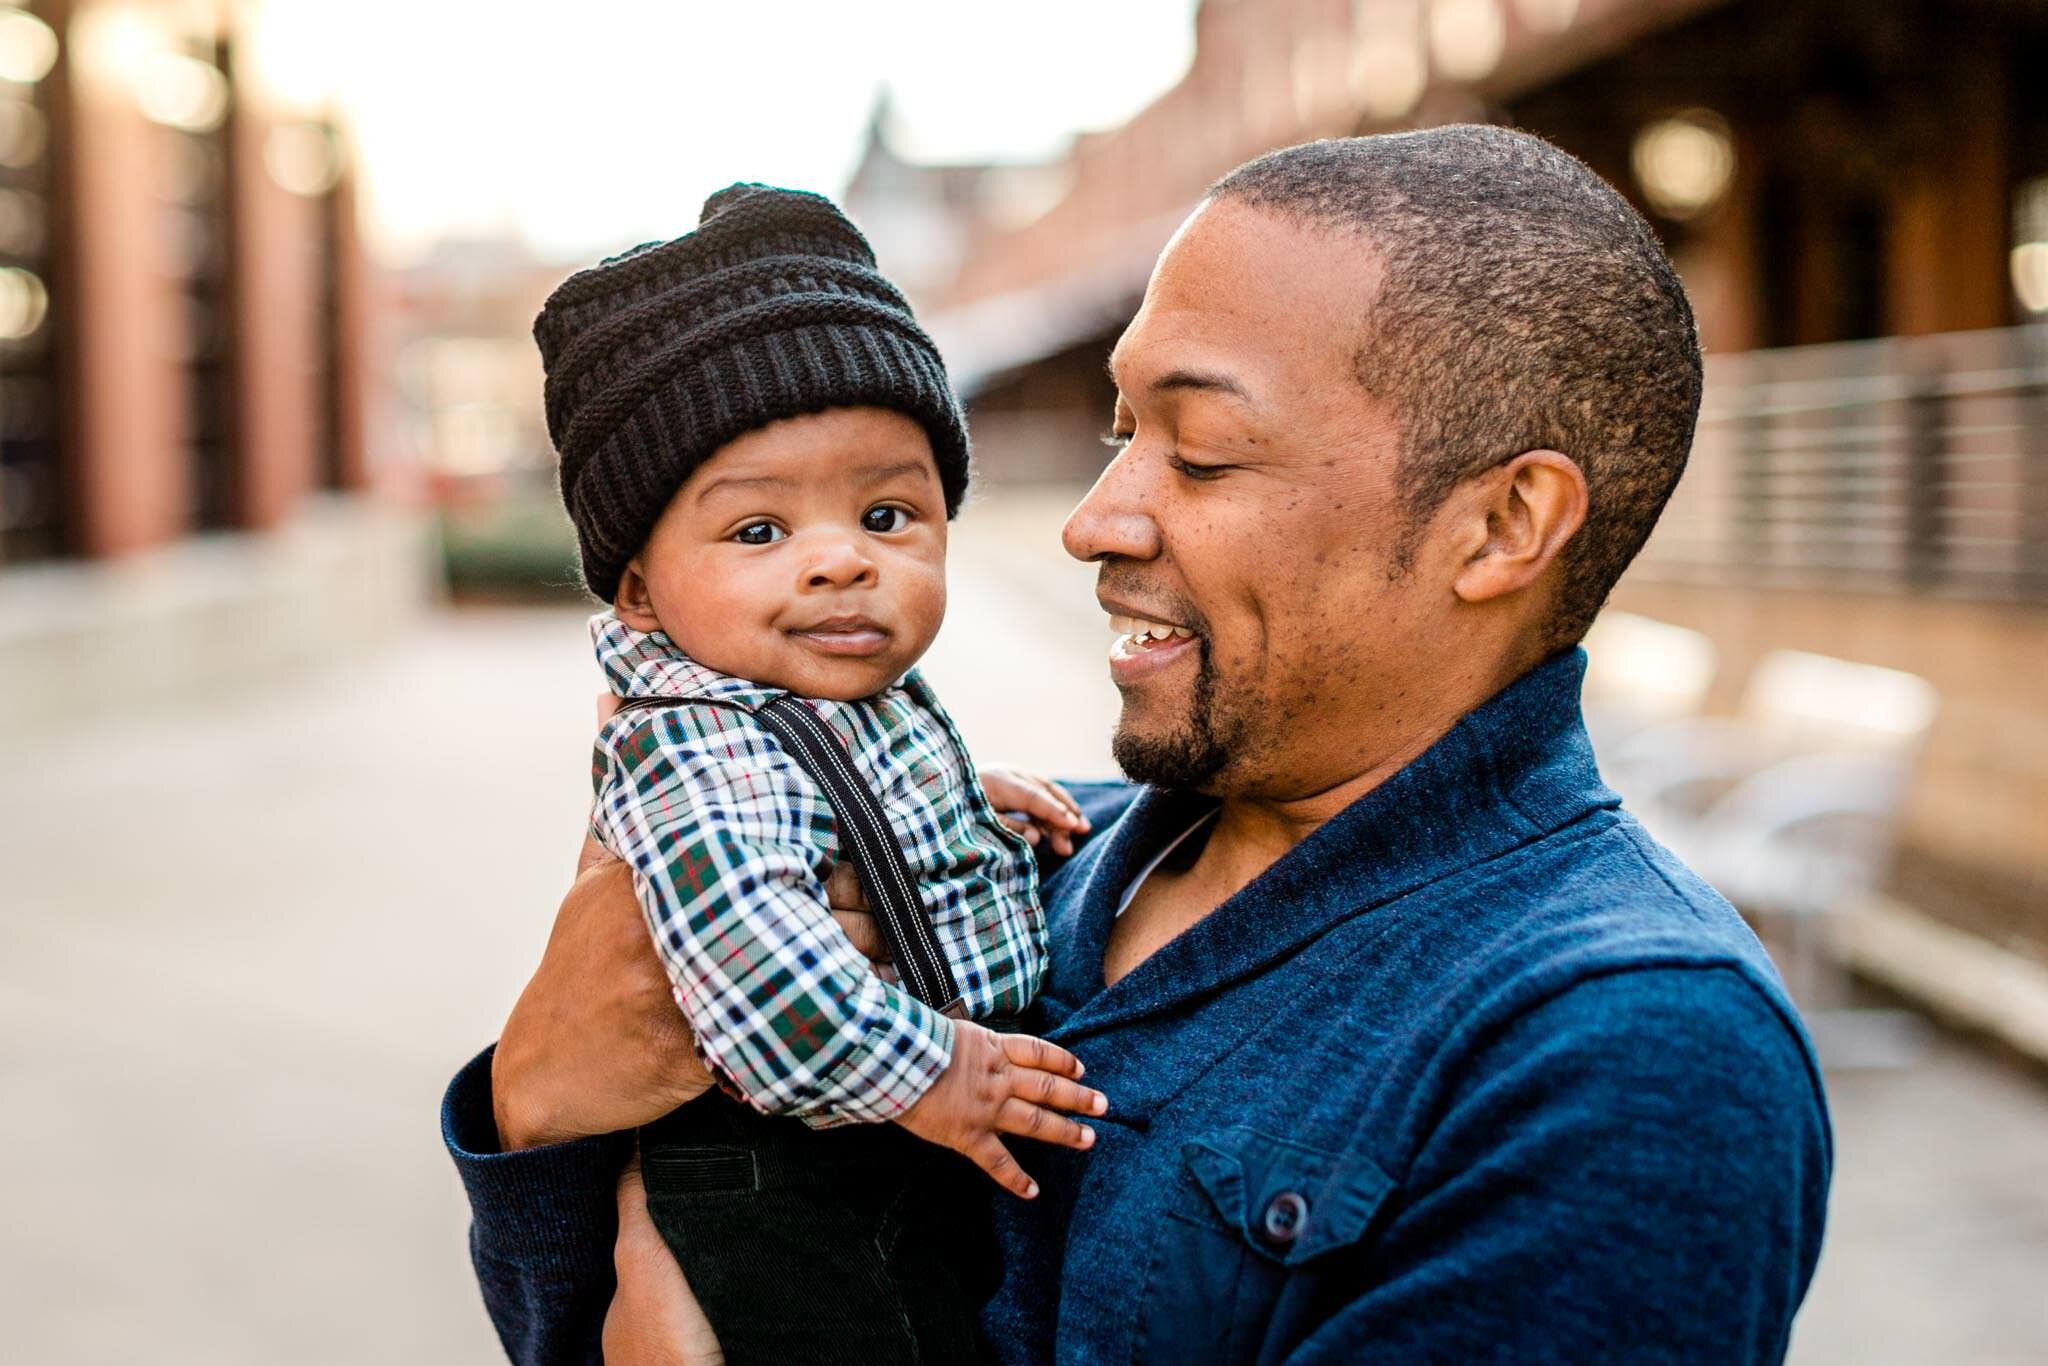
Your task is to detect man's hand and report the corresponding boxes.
[981,766,1091,857]
[896,1023,1106,1199]
[495,694,909,1151]
[603,1157,725,1365]
[490,832,713,1151]
[823,862,897,985]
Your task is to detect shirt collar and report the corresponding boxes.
[589,610,922,705]
[589,611,781,706]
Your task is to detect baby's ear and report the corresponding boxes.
[613,560,662,633]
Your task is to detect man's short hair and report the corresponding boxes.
[1210,126,1702,647]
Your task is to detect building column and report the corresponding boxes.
[1886,39,2010,337]
[224,39,317,530]
[57,0,188,557]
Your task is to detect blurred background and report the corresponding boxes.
[1,0,2044,1361]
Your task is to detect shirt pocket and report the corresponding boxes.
[1133,1126,1395,1365]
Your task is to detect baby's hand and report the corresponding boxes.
[980,766,1091,857]
[895,1021,1107,1199]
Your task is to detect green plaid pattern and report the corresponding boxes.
[588,613,1045,1127]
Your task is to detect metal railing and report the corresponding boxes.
[1637,325,2048,602]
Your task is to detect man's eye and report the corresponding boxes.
[1101,428,1134,449]
[734,521,785,545]
[861,505,909,533]
[1169,454,1228,481]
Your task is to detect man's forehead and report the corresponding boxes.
[1109,198,1381,398]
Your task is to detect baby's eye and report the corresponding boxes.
[733,521,785,545]
[861,505,910,534]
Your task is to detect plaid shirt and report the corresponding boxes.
[588,613,1044,1127]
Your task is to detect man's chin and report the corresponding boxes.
[1111,719,1230,791]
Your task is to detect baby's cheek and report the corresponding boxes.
[904,553,948,636]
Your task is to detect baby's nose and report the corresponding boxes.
[803,538,877,589]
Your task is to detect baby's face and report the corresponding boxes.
[615,406,949,701]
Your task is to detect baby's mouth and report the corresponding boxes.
[789,616,893,657]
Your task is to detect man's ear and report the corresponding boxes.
[1450,450,1589,606]
[612,560,663,633]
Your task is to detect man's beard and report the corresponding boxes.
[1111,640,1240,790]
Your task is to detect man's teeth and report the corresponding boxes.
[1108,614,1194,641]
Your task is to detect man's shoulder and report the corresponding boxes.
[1454,805,1781,984]
[1386,824,1832,1189]
[1367,807,1820,1107]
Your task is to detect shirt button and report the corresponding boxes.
[1260,1191,1310,1246]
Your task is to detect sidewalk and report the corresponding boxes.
[2,513,2044,1361]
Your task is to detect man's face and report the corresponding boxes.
[622,406,948,701]
[1064,198,1464,799]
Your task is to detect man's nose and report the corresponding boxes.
[1062,448,1161,563]
[800,535,878,590]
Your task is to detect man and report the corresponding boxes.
[445,127,1831,1363]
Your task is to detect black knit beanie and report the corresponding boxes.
[534,183,971,601]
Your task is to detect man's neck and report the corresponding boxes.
[1193,638,1552,898]
[1105,721,1464,987]
[1186,738,1418,909]
[1104,638,1556,987]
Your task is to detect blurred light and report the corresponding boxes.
[1632,110,1736,221]
[1351,0,1426,121]
[1429,0,1506,84]
[0,96,44,165]
[2015,177,2048,313]
[137,51,229,133]
[0,8,58,85]
[68,5,161,97]
[0,263,48,339]
[264,121,341,197]
[1512,0,1580,33]
[2013,243,2048,315]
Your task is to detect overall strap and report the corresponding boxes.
[610,693,966,1017]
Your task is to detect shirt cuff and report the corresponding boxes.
[441,1045,634,1281]
[798,990,956,1129]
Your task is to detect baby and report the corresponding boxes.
[533,183,1102,1362]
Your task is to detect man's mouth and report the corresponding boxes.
[1107,613,1195,652]
[1103,605,1200,681]
[789,616,892,657]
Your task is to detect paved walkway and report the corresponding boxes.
[3,504,2044,1362]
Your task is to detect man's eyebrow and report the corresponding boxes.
[1103,354,1255,406]
[1151,367,1254,402]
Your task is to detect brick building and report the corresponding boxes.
[0,0,422,734]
